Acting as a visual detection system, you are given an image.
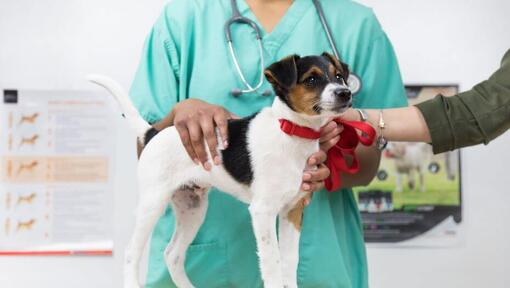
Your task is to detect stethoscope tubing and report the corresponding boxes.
[226,0,362,96]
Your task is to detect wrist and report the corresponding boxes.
[152,109,176,131]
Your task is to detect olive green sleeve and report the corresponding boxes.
[416,49,510,154]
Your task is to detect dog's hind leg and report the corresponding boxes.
[164,184,209,288]
[124,185,171,288]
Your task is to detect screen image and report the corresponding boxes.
[354,85,462,245]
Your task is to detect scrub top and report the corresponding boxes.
[129,0,407,287]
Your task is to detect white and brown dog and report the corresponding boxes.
[385,142,432,192]
[89,53,352,288]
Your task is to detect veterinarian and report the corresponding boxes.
[343,48,510,154]
[130,0,407,287]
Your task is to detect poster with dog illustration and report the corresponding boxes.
[354,85,462,246]
[0,90,115,255]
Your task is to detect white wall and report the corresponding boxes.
[356,1,510,287]
[1,0,509,287]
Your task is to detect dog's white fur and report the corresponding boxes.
[88,75,346,288]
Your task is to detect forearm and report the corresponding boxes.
[352,49,510,154]
[343,106,432,143]
[369,107,430,143]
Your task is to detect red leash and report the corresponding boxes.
[279,118,376,192]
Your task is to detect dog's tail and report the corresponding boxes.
[87,74,151,139]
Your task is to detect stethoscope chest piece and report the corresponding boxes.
[347,74,362,95]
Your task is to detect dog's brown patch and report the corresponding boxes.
[328,63,337,78]
[287,194,311,231]
[299,66,324,82]
[322,52,342,72]
[287,85,320,116]
[288,65,325,116]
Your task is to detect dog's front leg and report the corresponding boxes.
[249,201,284,288]
[278,196,307,288]
[395,172,403,193]
[419,169,425,192]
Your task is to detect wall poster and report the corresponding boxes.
[0,90,115,255]
[354,85,462,246]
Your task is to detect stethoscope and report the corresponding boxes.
[225,0,363,97]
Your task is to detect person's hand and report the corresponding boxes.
[172,99,236,171]
[319,120,344,151]
[301,150,330,196]
[301,120,344,206]
[339,108,361,122]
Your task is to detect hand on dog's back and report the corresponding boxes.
[168,98,237,170]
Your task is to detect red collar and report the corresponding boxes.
[279,118,376,192]
[279,119,321,140]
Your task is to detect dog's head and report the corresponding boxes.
[385,142,406,159]
[264,52,352,117]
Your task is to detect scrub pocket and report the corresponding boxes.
[184,242,230,288]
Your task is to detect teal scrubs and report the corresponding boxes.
[130,0,407,287]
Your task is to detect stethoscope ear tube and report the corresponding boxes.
[227,0,363,97]
[312,0,340,60]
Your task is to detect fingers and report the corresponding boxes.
[301,179,325,193]
[320,121,337,137]
[320,125,343,143]
[175,122,199,165]
[302,149,330,193]
[200,114,220,166]
[307,150,327,166]
[302,163,330,184]
[172,100,234,171]
[174,120,195,161]
[320,135,341,152]
[320,121,343,152]
[187,120,211,170]
[213,110,230,149]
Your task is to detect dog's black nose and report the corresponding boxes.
[334,87,352,102]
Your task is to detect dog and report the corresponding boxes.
[90,52,353,288]
[19,134,40,148]
[16,160,39,176]
[385,142,432,192]
[16,219,36,232]
[17,192,37,206]
[18,112,39,126]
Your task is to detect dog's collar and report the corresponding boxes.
[278,119,321,140]
[278,118,376,192]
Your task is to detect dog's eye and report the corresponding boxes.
[305,76,316,86]
[335,73,342,81]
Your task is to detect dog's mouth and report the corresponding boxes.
[322,100,352,113]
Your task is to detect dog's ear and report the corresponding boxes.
[264,55,300,94]
[322,52,350,81]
